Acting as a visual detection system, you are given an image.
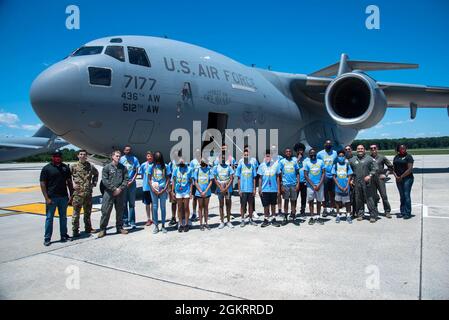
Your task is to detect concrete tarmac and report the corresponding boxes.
[0,155,448,300]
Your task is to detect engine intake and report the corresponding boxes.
[325,72,387,129]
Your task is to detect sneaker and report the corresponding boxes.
[97,230,106,238]
[184,225,190,232]
[322,209,328,218]
[261,219,270,228]
[60,234,71,242]
[131,224,137,230]
[300,208,305,215]
[271,218,280,227]
[227,222,234,229]
[336,216,341,223]
[161,227,167,234]
[178,226,183,233]
[169,217,177,226]
[253,212,260,220]
[43,239,51,246]
[145,220,153,226]
[123,223,130,228]
[330,209,336,217]
[85,227,97,234]
[152,225,159,234]
[281,216,288,226]
[317,218,324,225]
[240,221,245,228]
[347,216,353,224]
[200,225,205,231]
[370,218,376,223]
[289,213,296,220]
[205,224,211,230]
[249,219,257,226]
[397,213,404,219]
[403,215,412,220]
[117,228,129,235]
[218,222,225,229]
[357,215,363,221]
[385,212,392,219]
[191,213,198,222]
[72,231,80,239]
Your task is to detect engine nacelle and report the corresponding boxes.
[325,72,387,130]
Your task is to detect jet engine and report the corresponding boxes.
[324,72,387,129]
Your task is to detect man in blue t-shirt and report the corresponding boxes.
[317,140,338,217]
[257,149,281,228]
[213,156,235,229]
[139,151,154,227]
[120,145,140,229]
[279,147,299,225]
[304,148,326,225]
[332,150,353,224]
[189,148,201,222]
[236,149,257,227]
[294,143,307,216]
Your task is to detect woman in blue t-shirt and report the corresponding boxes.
[149,151,171,234]
[193,159,214,230]
[171,158,193,232]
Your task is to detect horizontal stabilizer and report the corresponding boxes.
[309,54,418,77]
[0,142,42,149]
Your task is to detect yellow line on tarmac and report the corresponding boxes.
[0,186,41,194]
[0,203,99,217]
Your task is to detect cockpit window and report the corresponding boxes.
[88,67,111,87]
[72,46,104,56]
[105,46,125,62]
[128,47,151,67]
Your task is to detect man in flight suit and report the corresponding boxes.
[349,145,379,223]
[70,149,99,238]
[369,144,393,218]
[98,150,129,238]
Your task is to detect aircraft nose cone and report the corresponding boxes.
[30,62,81,134]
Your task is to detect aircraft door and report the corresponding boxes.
[129,119,155,144]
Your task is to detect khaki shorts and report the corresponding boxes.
[307,187,324,202]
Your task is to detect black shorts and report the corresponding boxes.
[142,191,152,205]
[261,192,277,207]
[324,177,335,193]
[192,185,197,195]
[240,192,254,207]
[195,195,211,199]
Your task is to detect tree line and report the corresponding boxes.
[352,136,449,150]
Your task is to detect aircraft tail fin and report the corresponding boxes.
[309,54,418,77]
[33,126,56,138]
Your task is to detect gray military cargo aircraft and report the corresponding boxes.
[29,36,449,161]
[0,125,68,162]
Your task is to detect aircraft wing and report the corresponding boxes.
[0,142,42,149]
[377,82,449,108]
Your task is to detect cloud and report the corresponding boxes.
[0,112,20,126]
[0,111,41,132]
[21,124,42,131]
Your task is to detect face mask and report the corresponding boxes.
[338,156,346,163]
[179,163,185,168]
[310,155,316,160]
[244,157,249,164]
[52,156,62,165]
[201,162,207,168]
[325,145,332,151]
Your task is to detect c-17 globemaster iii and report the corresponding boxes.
[29,36,449,161]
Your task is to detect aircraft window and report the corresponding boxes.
[72,46,103,56]
[88,67,111,86]
[105,46,125,62]
[128,47,151,67]
[110,38,123,43]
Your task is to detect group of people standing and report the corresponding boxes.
[39,141,415,245]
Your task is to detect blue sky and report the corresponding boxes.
[0,0,448,139]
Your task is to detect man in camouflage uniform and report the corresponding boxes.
[70,149,98,238]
